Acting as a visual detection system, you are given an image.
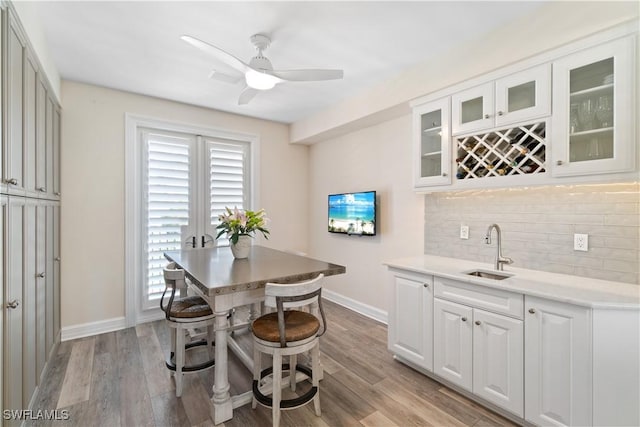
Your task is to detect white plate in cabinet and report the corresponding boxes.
[551,35,635,177]
[452,64,551,135]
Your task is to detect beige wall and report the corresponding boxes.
[308,115,423,311]
[60,81,308,328]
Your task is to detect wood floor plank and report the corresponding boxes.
[56,338,95,409]
[150,391,191,427]
[83,352,121,427]
[31,300,516,427]
[377,376,468,427]
[117,328,156,427]
[360,410,399,427]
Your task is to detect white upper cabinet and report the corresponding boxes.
[495,64,551,127]
[451,64,551,135]
[451,82,494,135]
[413,98,451,187]
[551,36,636,177]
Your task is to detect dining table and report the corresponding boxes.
[163,245,346,424]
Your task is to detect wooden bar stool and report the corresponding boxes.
[251,274,326,427]
[161,262,216,397]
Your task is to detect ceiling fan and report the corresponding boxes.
[181,34,344,105]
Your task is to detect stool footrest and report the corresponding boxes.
[165,339,215,372]
[253,364,317,409]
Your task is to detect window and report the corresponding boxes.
[125,115,258,324]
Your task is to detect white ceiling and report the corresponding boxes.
[33,1,543,124]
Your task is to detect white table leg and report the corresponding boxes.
[211,310,232,424]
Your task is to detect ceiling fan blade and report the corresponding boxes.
[270,69,344,82]
[181,35,249,74]
[238,86,258,105]
[207,69,242,84]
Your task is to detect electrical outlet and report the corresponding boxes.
[574,233,589,251]
[460,225,469,240]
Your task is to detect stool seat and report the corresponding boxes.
[252,311,320,343]
[251,274,326,427]
[161,262,216,397]
[168,296,213,319]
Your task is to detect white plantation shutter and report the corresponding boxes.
[143,130,194,306]
[137,129,251,310]
[207,140,250,246]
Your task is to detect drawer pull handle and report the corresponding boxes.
[528,308,536,314]
[461,317,467,322]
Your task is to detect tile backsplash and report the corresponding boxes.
[424,182,640,284]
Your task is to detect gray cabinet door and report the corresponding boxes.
[22,200,37,406]
[36,203,48,381]
[24,52,39,198]
[6,17,25,196]
[5,197,25,417]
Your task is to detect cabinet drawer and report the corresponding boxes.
[434,277,523,319]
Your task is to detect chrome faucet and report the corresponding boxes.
[485,224,513,271]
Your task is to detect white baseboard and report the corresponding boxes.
[61,294,385,341]
[61,316,127,341]
[322,289,388,325]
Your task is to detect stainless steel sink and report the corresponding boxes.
[465,270,513,281]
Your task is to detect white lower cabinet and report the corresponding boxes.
[388,267,639,426]
[433,298,473,390]
[473,308,523,417]
[524,296,592,427]
[434,297,523,417]
[388,270,433,370]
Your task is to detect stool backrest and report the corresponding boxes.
[161,262,187,320]
[265,274,326,347]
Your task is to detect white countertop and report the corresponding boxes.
[384,255,640,309]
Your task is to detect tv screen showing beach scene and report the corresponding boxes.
[328,191,376,236]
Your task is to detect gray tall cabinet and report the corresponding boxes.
[1,4,62,423]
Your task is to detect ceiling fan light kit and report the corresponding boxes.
[181,33,344,105]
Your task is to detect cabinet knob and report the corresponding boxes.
[528,308,536,314]
[37,272,46,278]
[484,114,490,119]
[38,187,47,192]
[55,257,61,262]
[6,300,20,309]
[461,317,467,322]
[5,178,18,185]
[497,111,504,116]
[423,283,429,288]
[441,173,447,177]
[475,320,481,325]
[54,192,61,196]
[556,160,563,166]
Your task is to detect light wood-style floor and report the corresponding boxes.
[28,301,516,427]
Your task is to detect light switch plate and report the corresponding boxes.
[574,233,589,251]
[460,225,469,240]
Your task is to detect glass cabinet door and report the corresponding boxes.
[495,64,551,127]
[552,36,635,177]
[413,98,451,187]
[451,82,493,135]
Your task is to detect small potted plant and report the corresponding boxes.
[216,207,269,259]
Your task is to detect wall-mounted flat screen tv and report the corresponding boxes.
[328,191,376,236]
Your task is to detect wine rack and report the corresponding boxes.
[455,121,546,179]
